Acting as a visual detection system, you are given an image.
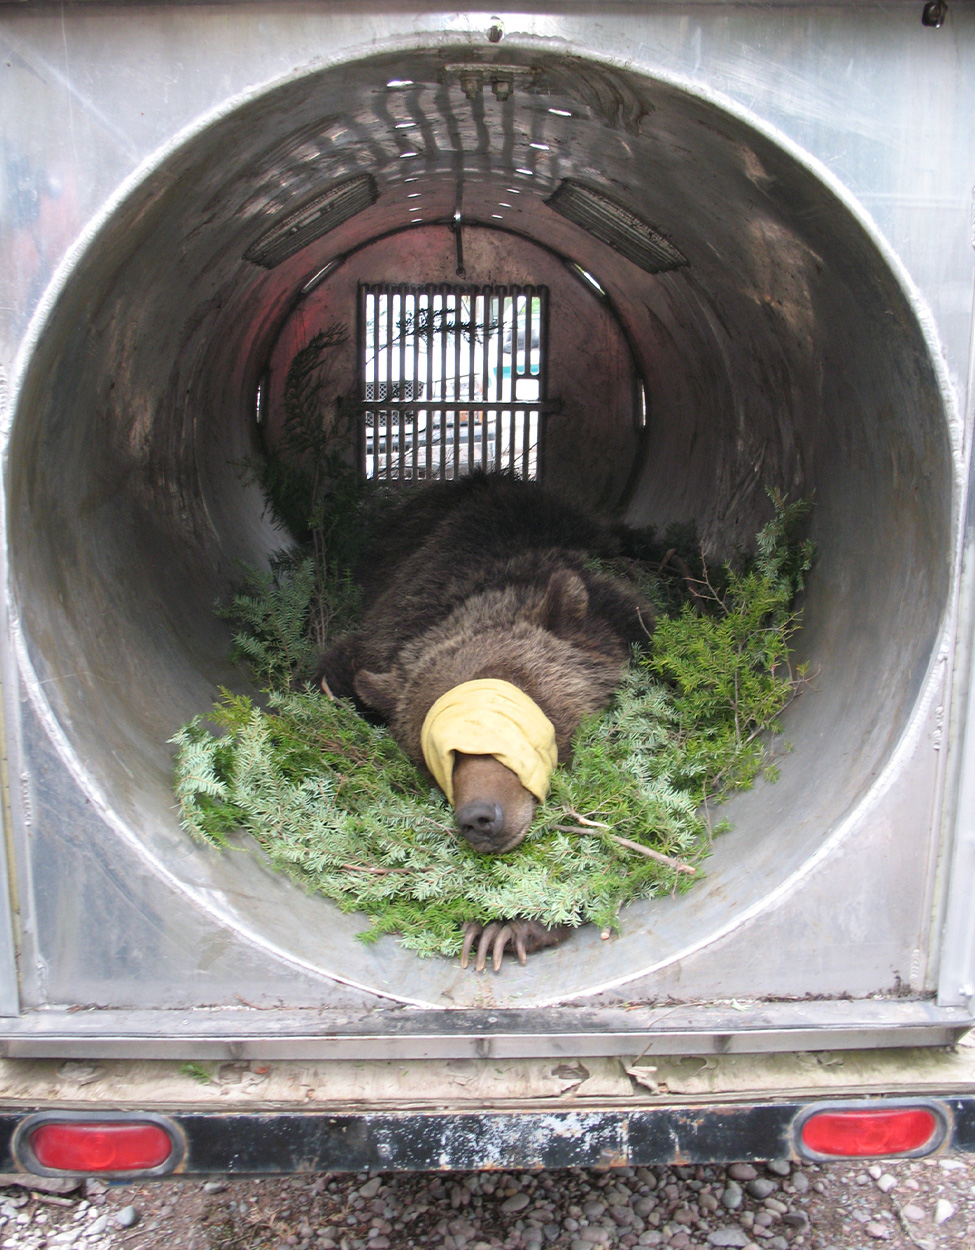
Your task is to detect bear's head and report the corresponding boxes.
[353,568,631,853]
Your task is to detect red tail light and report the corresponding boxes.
[799,1105,941,1159]
[28,1120,175,1173]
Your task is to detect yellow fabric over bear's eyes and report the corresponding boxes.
[420,679,558,806]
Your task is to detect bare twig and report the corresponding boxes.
[657,547,676,575]
[606,834,697,874]
[733,667,741,746]
[340,862,425,876]
[553,824,695,874]
[659,549,709,614]
[637,606,655,639]
[567,808,610,829]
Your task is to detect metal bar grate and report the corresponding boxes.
[357,282,551,483]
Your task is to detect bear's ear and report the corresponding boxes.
[540,568,589,635]
[354,670,399,719]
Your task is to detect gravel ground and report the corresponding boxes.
[0,1153,972,1250]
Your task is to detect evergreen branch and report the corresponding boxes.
[178,336,815,958]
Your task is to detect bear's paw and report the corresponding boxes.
[460,918,572,972]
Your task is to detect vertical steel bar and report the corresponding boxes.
[516,291,525,389]
[538,285,549,481]
[439,286,448,479]
[425,286,434,480]
[534,285,542,477]
[367,285,375,479]
[411,287,420,481]
[384,288,395,481]
[467,290,475,475]
[486,293,495,469]
[372,285,383,480]
[453,288,462,481]
[357,284,368,477]
[480,289,490,471]
[508,289,516,470]
[373,286,382,481]
[397,284,407,482]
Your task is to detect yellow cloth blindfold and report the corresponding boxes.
[420,679,558,806]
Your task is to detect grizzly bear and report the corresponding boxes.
[317,473,653,971]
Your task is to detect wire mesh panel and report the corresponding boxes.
[357,283,551,482]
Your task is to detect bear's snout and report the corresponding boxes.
[451,752,538,854]
[456,799,505,849]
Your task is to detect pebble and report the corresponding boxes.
[708,1229,752,1247]
[3,1150,972,1250]
[727,1164,758,1181]
[721,1182,744,1210]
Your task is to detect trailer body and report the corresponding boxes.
[0,0,974,1173]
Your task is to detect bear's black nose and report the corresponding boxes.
[456,800,505,849]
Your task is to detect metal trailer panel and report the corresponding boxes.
[0,2,973,1049]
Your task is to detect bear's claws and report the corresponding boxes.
[460,919,572,972]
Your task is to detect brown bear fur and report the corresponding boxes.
[319,473,653,769]
[317,473,654,970]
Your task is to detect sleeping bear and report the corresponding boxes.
[317,473,653,970]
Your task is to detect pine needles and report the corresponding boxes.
[173,676,706,954]
[173,329,813,956]
[173,502,812,954]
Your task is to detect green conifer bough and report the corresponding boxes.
[171,331,813,957]
[172,495,812,957]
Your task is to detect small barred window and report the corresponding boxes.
[357,282,550,482]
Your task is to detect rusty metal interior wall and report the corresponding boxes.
[0,6,971,1026]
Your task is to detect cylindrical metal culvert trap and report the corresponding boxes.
[2,26,963,1016]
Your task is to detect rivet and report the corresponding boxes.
[922,1,947,27]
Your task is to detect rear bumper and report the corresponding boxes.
[0,1037,973,1176]
[1,1100,971,1177]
